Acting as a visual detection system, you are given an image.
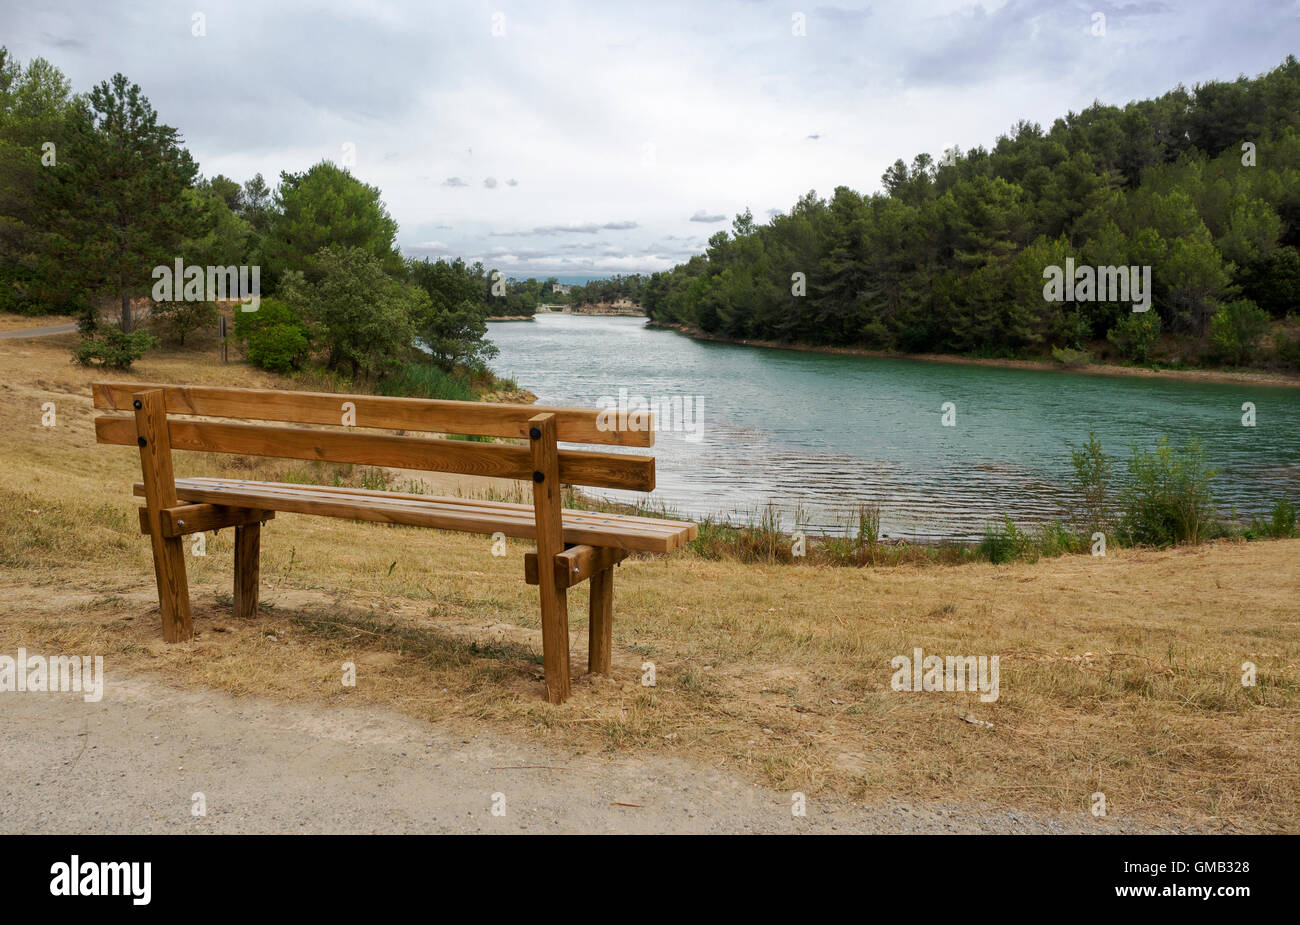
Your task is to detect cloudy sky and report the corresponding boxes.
[2,0,1297,278]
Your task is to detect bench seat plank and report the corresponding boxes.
[132,477,697,554]
[166,478,692,540]
[246,480,695,531]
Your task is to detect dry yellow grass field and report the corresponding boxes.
[3,322,1297,832]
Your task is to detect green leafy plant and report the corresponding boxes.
[1106,310,1162,363]
[72,328,158,369]
[278,247,426,381]
[1035,521,1083,557]
[232,297,309,373]
[1208,298,1271,365]
[1051,346,1091,367]
[1068,430,1115,535]
[979,516,1035,563]
[1272,332,1300,369]
[150,299,218,346]
[1248,497,1297,539]
[1118,436,1218,546]
[856,502,882,548]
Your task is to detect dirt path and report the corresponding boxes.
[1,672,1193,834]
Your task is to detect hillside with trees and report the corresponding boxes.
[0,47,503,396]
[643,56,1300,371]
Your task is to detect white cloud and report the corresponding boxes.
[3,0,1290,275]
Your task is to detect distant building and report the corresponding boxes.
[552,283,572,295]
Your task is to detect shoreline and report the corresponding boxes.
[649,323,1300,389]
[486,310,646,320]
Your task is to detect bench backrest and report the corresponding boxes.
[93,382,655,492]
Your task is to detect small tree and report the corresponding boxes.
[151,299,218,346]
[408,257,498,370]
[1107,310,1162,362]
[1208,298,1271,366]
[1068,430,1114,535]
[280,247,425,380]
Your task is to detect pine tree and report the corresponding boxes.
[43,73,197,331]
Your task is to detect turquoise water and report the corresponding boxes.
[488,314,1300,540]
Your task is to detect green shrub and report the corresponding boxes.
[1274,333,1300,369]
[1275,497,1298,536]
[855,502,881,547]
[233,297,310,373]
[247,323,309,373]
[1248,497,1297,539]
[979,516,1035,563]
[1051,346,1091,367]
[1208,298,1271,365]
[1106,310,1162,362]
[1035,521,1083,557]
[72,328,159,369]
[1118,436,1218,546]
[821,534,860,566]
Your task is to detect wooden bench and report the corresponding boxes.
[92,381,697,703]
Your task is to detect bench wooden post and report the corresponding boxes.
[134,390,193,642]
[234,522,260,619]
[588,565,613,675]
[529,413,570,703]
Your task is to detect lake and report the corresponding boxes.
[488,313,1300,540]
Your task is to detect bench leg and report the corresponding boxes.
[147,530,193,642]
[530,412,571,704]
[234,522,260,620]
[588,566,613,675]
[135,389,193,642]
[538,581,571,703]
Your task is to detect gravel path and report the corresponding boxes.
[1,673,1191,834]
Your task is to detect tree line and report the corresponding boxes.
[495,274,647,313]
[642,56,1300,370]
[0,47,500,383]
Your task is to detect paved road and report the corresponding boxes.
[0,322,76,339]
[0,673,1187,834]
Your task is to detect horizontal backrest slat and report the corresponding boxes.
[95,416,655,492]
[92,382,653,447]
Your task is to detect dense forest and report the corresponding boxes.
[0,47,500,386]
[643,56,1300,370]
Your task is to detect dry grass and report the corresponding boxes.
[3,323,1298,832]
